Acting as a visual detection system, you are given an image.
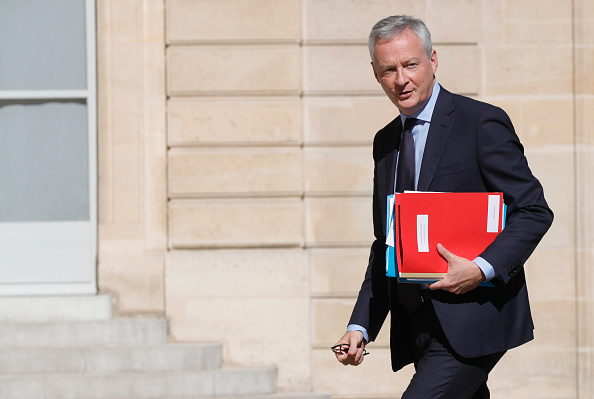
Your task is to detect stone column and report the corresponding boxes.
[575,0,594,397]
[96,0,168,314]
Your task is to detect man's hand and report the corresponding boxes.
[333,331,366,366]
[428,243,485,295]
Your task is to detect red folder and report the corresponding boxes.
[394,192,504,281]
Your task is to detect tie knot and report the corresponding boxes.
[403,117,418,133]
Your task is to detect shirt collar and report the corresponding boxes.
[400,82,441,126]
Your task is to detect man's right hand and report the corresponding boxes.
[333,330,366,366]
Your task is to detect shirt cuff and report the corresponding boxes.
[473,256,496,281]
[347,324,369,343]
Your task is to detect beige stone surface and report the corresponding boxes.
[304,96,396,145]
[490,344,577,398]
[310,248,370,295]
[433,44,481,95]
[304,45,379,95]
[303,0,423,43]
[305,197,373,247]
[425,0,481,44]
[165,249,310,390]
[523,147,574,250]
[97,239,165,314]
[167,97,302,146]
[524,249,575,301]
[312,298,390,347]
[97,0,167,314]
[166,0,301,44]
[167,46,301,96]
[313,348,414,397]
[304,146,372,195]
[484,47,572,96]
[169,198,304,248]
[531,300,577,349]
[521,98,575,147]
[168,147,303,197]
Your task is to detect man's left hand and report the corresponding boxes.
[428,243,485,295]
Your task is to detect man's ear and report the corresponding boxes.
[371,61,380,83]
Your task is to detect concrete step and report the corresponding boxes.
[0,318,168,347]
[0,367,277,399]
[0,295,113,322]
[184,394,332,399]
[0,343,222,374]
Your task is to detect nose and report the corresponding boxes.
[395,68,409,87]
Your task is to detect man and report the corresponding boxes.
[333,15,553,398]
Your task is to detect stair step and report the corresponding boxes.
[0,368,277,399]
[0,295,112,322]
[0,318,167,347]
[0,343,222,374]
[191,394,332,399]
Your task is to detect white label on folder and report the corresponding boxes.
[417,214,429,252]
[487,195,500,233]
[386,195,395,246]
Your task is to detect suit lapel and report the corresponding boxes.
[417,89,456,191]
[384,117,402,196]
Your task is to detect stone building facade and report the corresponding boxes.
[96,1,594,397]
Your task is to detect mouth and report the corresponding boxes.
[397,90,413,99]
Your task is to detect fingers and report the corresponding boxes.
[333,331,366,366]
[436,243,452,260]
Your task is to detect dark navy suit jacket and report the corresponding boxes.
[348,87,554,371]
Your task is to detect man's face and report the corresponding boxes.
[371,29,438,116]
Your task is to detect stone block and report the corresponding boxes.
[434,44,480,95]
[166,0,300,44]
[523,146,574,250]
[166,249,310,390]
[489,345,576,398]
[504,20,572,46]
[311,298,390,347]
[304,146,372,195]
[521,98,575,147]
[304,96,395,145]
[531,300,576,349]
[312,348,414,397]
[484,47,572,96]
[303,0,423,43]
[168,198,303,248]
[167,97,302,146]
[303,45,378,94]
[167,46,301,96]
[575,47,594,96]
[504,0,573,21]
[425,0,481,44]
[168,147,303,197]
[165,249,309,299]
[524,249,575,301]
[98,239,165,314]
[310,247,370,295]
[502,0,572,46]
[305,197,373,247]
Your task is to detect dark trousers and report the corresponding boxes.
[401,295,504,399]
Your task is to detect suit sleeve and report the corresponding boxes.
[476,106,554,284]
[347,136,390,342]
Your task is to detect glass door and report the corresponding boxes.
[0,0,97,295]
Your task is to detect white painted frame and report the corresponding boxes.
[0,0,97,295]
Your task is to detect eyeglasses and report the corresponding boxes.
[330,343,369,356]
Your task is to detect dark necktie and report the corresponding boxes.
[395,117,418,193]
[395,117,421,313]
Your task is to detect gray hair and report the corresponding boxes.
[368,15,433,60]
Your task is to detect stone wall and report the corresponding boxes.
[97,0,591,397]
